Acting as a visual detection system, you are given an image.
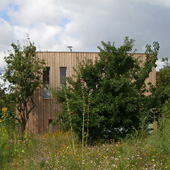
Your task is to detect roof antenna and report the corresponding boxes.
[67,46,73,52]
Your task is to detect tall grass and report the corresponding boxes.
[0,117,170,169]
[0,127,14,169]
[64,88,76,156]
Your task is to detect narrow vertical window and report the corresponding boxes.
[60,67,67,87]
[43,67,51,99]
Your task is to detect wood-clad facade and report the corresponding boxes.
[26,52,156,134]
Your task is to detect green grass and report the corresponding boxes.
[1,119,170,170]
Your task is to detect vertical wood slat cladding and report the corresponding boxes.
[27,52,156,134]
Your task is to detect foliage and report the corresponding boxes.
[0,90,16,118]
[0,87,6,111]
[53,37,159,141]
[0,107,18,131]
[1,129,170,169]
[0,127,14,169]
[151,57,170,118]
[3,38,46,133]
[0,124,33,169]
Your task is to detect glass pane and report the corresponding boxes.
[60,67,67,87]
[43,67,51,99]
[43,67,50,84]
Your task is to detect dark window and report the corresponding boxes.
[60,67,67,87]
[43,67,50,84]
[43,67,50,99]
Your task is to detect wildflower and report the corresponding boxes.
[112,164,117,167]
[2,107,7,112]
[39,157,45,161]
[71,111,74,115]
[0,119,2,123]
[9,146,12,150]
[18,112,21,117]
[4,113,8,117]
[91,89,93,92]
[82,78,84,83]
[152,159,155,161]
[140,108,142,111]
[15,120,19,124]
[138,105,141,108]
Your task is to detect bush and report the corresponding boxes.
[0,107,18,130]
[53,37,159,141]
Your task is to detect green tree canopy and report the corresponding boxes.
[152,57,170,118]
[54,37,159,141]
[3,38,46,133]
[0,86,6,111]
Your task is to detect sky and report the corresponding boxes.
[0,0,170,71]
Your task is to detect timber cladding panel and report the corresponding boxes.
[26,52,156,134]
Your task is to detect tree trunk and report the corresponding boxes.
[20,121,26,140]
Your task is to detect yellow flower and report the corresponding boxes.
[15,120,19,124]
[4,113,8,117]
[152,159,155,161]
[0,119,2,123]
[2,107,7,112]
[18,112,21,117]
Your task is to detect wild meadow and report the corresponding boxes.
[1,117,170,170]
[0,38,169,170]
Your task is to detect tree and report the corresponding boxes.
[3,38,45,133]
[152,57,170,118]
[54,37,159,141]
[0,86,6,111]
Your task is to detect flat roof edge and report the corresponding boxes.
[36,51,145,54]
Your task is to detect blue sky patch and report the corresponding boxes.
[8,3,20,11]
[0,3,20,22]
[0,11,10,22]
[60,17,71,28]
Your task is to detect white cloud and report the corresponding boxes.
[13,24,62,50]
[8,0,65,26]
[136,0,170,8]
[0,18,14,49]
[0,0,170,70]
[156,60,164,71]
[0,0,12,11]
[0,18,15,68]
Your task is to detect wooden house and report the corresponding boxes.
[26,52,156,134]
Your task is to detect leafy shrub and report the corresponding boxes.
[53,37,159,141]
[0,107,18,130]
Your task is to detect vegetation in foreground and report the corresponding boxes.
[1,37,170,169]
[1,117,170,170]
